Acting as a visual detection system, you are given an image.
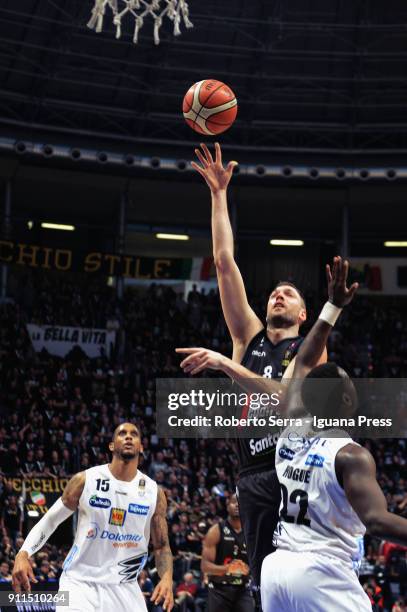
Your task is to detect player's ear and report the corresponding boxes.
[108,441,114,453]
[299,308,307,325]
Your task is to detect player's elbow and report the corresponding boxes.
[213,249,234,273]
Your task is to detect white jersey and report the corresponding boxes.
[273,426,366,571]
[62,464,158,584]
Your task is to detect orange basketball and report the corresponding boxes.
[182,80,238,135]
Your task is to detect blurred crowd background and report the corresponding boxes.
[1,271,407,611]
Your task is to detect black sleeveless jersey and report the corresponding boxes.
[209,520,248,586]
[236,330,303,476]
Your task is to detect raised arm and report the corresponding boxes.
[337,444,407,546]
[293,257,358,379]
[150,488,174,612]
[192,143,262,357]
[280,257,358,416]
[12,471,85,592]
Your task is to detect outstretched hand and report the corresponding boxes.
[191,142,238,193]
[151,576,174,612]
[12,552,38,593]
[327,256,359,307]
[176,347,226,375]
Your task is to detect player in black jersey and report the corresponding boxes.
[202,494,254,612]
[180,143,328,596]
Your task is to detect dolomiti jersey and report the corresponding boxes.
[238,331,303,475]
[62,465,157,583]
[273,427,366,570]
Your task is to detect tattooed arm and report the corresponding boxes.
[150,487,174,612]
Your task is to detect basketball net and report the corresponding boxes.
[87,0,193,45]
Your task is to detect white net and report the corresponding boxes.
[87,0,194,45]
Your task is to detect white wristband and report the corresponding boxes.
[319,301,342,326]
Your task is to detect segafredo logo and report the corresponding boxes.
[89,495,111,509]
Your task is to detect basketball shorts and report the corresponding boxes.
[261,549,372,612]
[236,468,280,589]
[56,573,148,612]
[207,583,255,612]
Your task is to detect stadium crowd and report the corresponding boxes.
[1,271,407,611]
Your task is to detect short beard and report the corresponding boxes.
[267,313,297,329]
[118,450,138,462]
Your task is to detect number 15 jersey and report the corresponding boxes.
[62,464,158,583]
[273,428,365,571]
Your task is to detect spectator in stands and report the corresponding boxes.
[1,495,22,546]
[175,572,198,611]
[0,561,12,583]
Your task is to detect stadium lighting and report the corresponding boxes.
[27,220,33,230]
[270,239,304,247]
[384,241,407,247]
[156,233,190,241]
[41,222,75,231]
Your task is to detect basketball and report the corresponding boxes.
[182,79,238,136]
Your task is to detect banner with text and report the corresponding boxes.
[0,240,214,280]
[2,477,69,516]
[27,324,116,358]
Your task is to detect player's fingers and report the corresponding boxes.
[151,585,161,602]
[194,149,209,168]
[176,347,202,354]
[340,259,348,285]
[201,142,214,164]
[347,282,359,298]
[28,568,37,583]
[191,358,210,375]
[189,360,208,375]
[166,598,174,612]
[325,264,332,285]
[12,575,20,593]
[190,161,207,178]
[226,160,238,175]
[22,574,31,592]
[183,358,204,372]
[163,590,172,611]
[181,350,207,367]
[180,351,206,367]
[332,256,339,281]
[215,142,222,166]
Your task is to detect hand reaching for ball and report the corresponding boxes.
[226,559,250,576]
[191,143,238,194]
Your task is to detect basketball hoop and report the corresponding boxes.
[87,0,194,45]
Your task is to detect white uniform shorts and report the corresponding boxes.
[56,573,148,612]
[261,549,372,612]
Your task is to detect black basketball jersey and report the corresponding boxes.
[236,330,303,476]
[209,520,248,586]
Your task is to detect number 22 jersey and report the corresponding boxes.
[62,464,158,583]
[273,428,365,570]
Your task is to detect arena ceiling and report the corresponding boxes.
[1,0,407,156]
